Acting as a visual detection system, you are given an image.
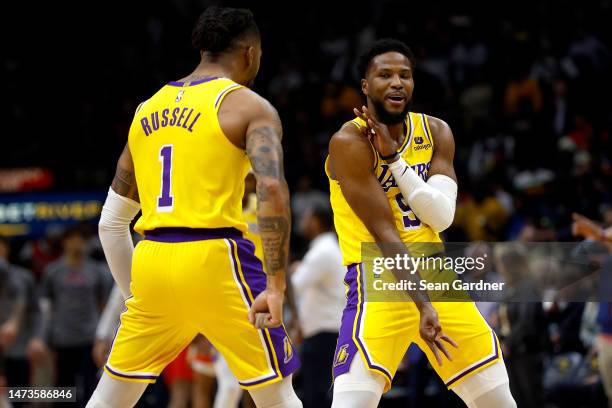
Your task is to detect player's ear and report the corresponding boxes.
[361,78,368,96]
[246,46,255,69]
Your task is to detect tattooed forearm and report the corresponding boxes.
[246,124,291,283]
[258,216,289,275]
[111,167,139,202]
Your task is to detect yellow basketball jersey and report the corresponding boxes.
[129,77,249,235]
[327,112,441,265]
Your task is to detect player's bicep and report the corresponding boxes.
[245,102,285,188]
[427,117,457,183]
[111,144,139,202]
[330,132,400,244]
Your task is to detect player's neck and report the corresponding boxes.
[187,59,238,83]
[369,109,405,142]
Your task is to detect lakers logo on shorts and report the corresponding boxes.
[283,336,293,364]
[334,344,349,367]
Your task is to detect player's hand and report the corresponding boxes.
[572,212,604,240]
[248,289,284,329]
[353,105,399,158]
[418,303,458,366]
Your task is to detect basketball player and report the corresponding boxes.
[87,7,301,408]
[327,39,516,407]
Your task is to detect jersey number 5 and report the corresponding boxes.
[157,145,174,212]
[395,193,421,230]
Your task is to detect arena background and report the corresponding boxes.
[1,0,611,407]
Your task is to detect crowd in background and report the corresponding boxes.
[1,0,611,407]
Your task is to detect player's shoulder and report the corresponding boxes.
[222,86,279,118]
[424,114,454,146]
[424,114,452,135]
[330,120,368,149]
[328,120,375,175]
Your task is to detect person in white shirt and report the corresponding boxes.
[291,204,345,408]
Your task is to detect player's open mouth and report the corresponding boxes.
[386,94,406,106]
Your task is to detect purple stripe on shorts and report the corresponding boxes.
[353,264,393,382]
[238,373,279,387]
[167,76,218,87]
[233,238,300,378]
[333,264,360,379]
[445,331,499,387]
[333,264,393,383]
[144,227,242,243]
[105,364,157,381]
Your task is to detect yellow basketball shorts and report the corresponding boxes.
[104,228,299,389]
[332,263,501,393]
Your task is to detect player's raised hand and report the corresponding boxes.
[248,289,284,329]
[572,212,605,240]
[353,106,399,158]
[418,303,458,366]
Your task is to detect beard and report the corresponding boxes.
[370,97,413,125]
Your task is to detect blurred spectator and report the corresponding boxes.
[573,212,612,407]
[163,348,195,408]
[290,175,329,234]
[290,204,344,408]
[495,245,547,408]
[463,241,502,323]
[454,187,509,241]
[40,225,112,406]
[18,226,63,280]
[0,236,46,394]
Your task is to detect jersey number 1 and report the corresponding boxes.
[157,145,174,212]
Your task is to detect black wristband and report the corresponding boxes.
[380,151,399,161]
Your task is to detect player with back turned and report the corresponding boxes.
[326,39,517,407]
[87,7,302,408]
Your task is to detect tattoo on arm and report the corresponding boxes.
[258,217,289,275]
[246,126,284,182]
[246,124,290,277]
[111,166,139,202]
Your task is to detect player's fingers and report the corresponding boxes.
[426,340,443,366]
[255,313,269,329]
[265,314,282,328]
[248,306,258,325]
[353,107,368,123]
[435,338,453,361]
[439,333,459,348]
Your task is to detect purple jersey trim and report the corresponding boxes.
[167,76,218,87]
[333,264,393,384]
[104,364,157,381]
[144,227,242,242]
[445,331,499,387]
[228,239,281,382]
[230,238,300,381]
[353,264,393,382]
[238,373,280,387]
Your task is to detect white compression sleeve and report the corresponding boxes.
[452,360,516,408]
[98,187,140,299]
[86,372,148,408]
[332,356,385,408]
[248,375,302,408]
[388,157,457,232]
